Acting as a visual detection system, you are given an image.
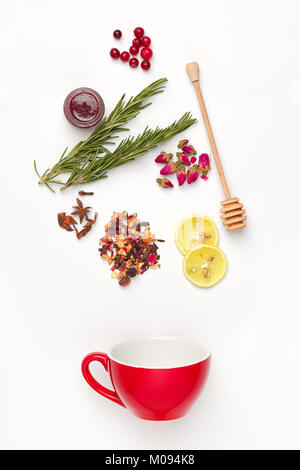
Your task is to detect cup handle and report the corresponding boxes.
[81,352,126,407]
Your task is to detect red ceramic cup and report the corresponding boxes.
[81,337,210,421]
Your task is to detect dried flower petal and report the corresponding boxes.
[156,178,174,188]
[176,165,186,186]
[201,174,209,181]
[190,156,197,164]
[148,254,156,264]
[187,164,200,184]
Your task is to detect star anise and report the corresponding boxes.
[71,198,91,223]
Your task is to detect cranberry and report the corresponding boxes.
[113,29,122,39]
[140,47,153,60]
[134,27,144,38]
[132,37,142,48]
[141,36,151,47]
[141,59,151,71]
[129,45,139,56]
[120,51,130,62]
[129,58,139,68]
[110,48,120,59]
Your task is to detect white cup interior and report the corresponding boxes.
[109,337,210,369]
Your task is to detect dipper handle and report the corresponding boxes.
[186,62,231,200]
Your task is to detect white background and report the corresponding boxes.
[1,0,300,450]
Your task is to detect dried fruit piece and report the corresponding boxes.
[119,276,131,287]
[126,267,137,277]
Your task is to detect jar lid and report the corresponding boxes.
[63,87,105,128]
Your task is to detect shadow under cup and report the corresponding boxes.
[82,337,210,421]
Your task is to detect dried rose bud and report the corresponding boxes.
[187,164,200,184]
[182,145,196,156]
[155,152,173,164]
[160,161,178,175]
[201,174,209,181]
[177,165,186,186]
[177,139,189,149]
[176,152,191,166]
[156,178,174,188]
[198,153,210,172]
[190,156,197,164]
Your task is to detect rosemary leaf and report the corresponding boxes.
[60,112,197,190]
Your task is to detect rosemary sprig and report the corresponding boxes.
[60,112,197,190]
[35,78,168,190]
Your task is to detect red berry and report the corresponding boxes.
[141,59,151,71]
[132,38,142,48]
[134,27,144,38]
[113,29,122,39]
[120,51,130,62]
[140,47,153,60]
[141,36,151,47]
[110,48,120,59]
[129,45,139,56]
[129,58,139,68]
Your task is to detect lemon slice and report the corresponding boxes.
[175,215,219,255]
[183,245,227,287]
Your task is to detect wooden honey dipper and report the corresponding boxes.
[186,62,246,231]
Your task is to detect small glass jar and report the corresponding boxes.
[63,87,105,128]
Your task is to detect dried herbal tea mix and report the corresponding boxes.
[57,194,97,240]
[99,212,164,287]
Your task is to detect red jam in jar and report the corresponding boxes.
[63,87,105,128]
